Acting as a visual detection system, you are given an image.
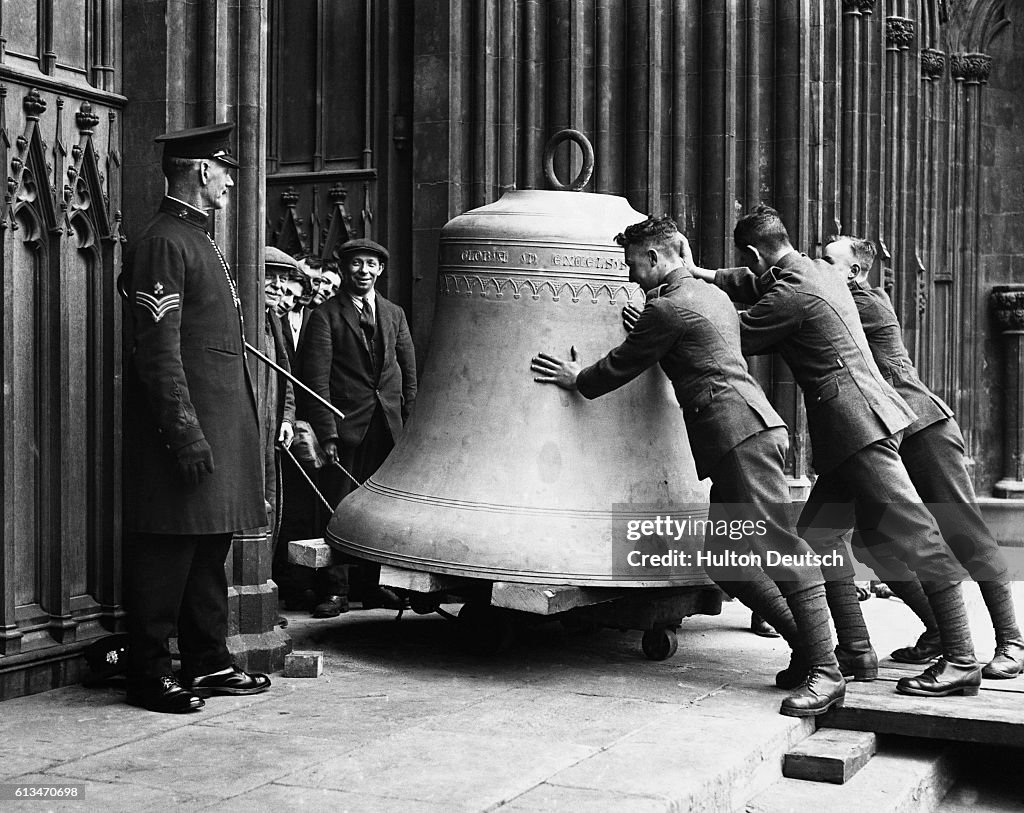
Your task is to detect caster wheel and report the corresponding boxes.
[410,594,441,615]
[458,602,516,655]
[641,627,678,661]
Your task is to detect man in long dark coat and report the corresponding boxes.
[121,123,271,713]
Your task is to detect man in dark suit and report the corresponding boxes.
[302,238,418,616]
[121,122,271,713]
[531,215,845,717]
[282,276,314,369]
[272,255,320,609]
[690,205,982,698]
[821,234,1022,679]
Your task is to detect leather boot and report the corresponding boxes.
[890,629,942,664]
[750,613,781,638]
[775,651,809,690]
[982,637,1024,680]
[779,664,846,717]
[836,639,878,681]
[896,658,982,697]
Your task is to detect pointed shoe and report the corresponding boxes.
[836,639,878,681]
[775,651,810,690]
[896,658,981,697]
[186,665,272,697]
[890,630,942,664]
[779,664,846,718]
[982,638,1024,680]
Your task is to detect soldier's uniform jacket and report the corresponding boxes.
[122,197,265,534]
[715,251,916,474]
[850,284,954,437]
[576,267,785,480]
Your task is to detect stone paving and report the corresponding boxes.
[0,582,1016,812]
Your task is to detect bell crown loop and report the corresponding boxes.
[543,129,595,192]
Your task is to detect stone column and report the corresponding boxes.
[991,286,1024,499]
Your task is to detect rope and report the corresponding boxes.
[281,444,362,510]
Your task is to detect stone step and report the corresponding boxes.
[503,692,818,812]
[746,735,956,813]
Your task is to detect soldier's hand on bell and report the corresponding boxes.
[176,438,215,485]
[322,439,340,465]
[622,304,642,332]
[531,346,581,390]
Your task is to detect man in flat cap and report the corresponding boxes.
[120,122,271,713]
[302,238,418,616]
[262,246,299,540]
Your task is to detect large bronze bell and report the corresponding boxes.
[327,138,710,588]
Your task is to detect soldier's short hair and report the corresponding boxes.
[826,234,876,271]
[614,214,681,253]
[733,204,790,254]
[161,155,203,185]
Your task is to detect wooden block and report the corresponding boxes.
[283,651,323,678]
[378,564,466,593]
[783,729,877,784]
[490,582,630,615]
[821,679,1024,747]
[287,538,332,569]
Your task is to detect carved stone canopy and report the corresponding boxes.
[951,52,992,83]
[921,48,946,80]
[991,286,1024,331]
[886,17,915,48]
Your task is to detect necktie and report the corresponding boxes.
[359,297,375,343]
[359,297,377,374]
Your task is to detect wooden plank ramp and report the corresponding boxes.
[819,658,1024,747]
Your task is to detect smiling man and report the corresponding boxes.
[302,238,418,616]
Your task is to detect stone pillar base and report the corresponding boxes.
[993,479,1024,500]
[226,629,292,674]
[787,476,814,502]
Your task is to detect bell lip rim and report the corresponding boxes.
[323,535,715,590]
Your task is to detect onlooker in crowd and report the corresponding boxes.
[261,246,298,540]
[306,257,342,307]
[282,271,314,368]
[688,204,982,698]
[302,238,418,617]
[120,122,270,713]
[821,234,1022,679]
[275,254,323,609]
[531,215,845,717]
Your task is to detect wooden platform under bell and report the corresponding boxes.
[820,663,1024,747]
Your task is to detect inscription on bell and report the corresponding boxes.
[460,248,510,264]
[552,253,626,271]
[447,243,627,274]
